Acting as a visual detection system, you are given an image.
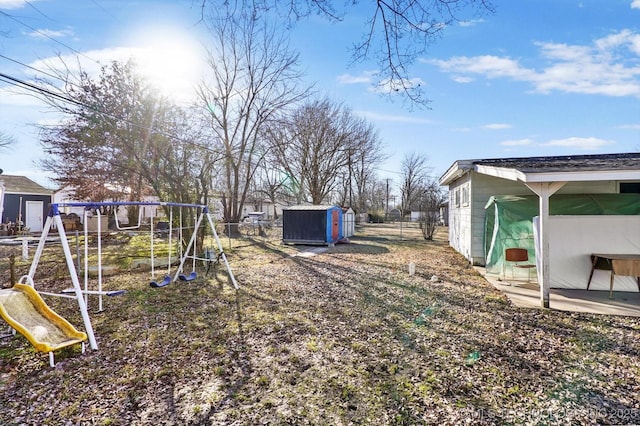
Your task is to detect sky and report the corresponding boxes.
[0,0,639,191]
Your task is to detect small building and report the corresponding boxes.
[342,207,355,238]
[53,185,165,228]
[439,152,640,308]
[388,208,402,221]
[439,200,449,226]
[0,174,52,233]
[282,205,343,245]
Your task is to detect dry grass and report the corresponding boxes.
[0,223,639,425]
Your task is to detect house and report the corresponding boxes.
[439,152,640,307]
[53,185,165,229]
[0,174,52,233]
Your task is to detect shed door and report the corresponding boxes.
[331,209,340,242]
[25,201,44,232]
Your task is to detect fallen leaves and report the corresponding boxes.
[0,223,639,424]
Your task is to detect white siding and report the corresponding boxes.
[448,175,473,261]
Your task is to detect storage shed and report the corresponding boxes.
[342,207,355,238]
[282,205,343,245]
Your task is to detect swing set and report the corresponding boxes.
[0,201,238,364]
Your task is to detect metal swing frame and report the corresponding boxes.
[23,201,238,351]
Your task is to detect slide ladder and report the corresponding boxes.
[0,284,87,366]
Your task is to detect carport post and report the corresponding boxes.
[525,181,566,308]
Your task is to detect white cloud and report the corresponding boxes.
[430,55,535,80]
[28,44,203,103]
[0,0,32,10]
[28,47,145,79]
[482,123,512,130]
[459,19,485,28]
[0,85,48,107]
[451,75,474,83]
[632,0,640,9]
[26,28,75,39]
[500,138,534,146]
[337,71,377,84]
[369,77,425,94]
[355,110,434,124]
[540,137,615,150]
[617,123,640,129]
[429,30,640,97]
[338,71,425,96]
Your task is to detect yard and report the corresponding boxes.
[0,223,639,425]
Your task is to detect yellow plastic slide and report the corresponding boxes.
[0,284,87,353]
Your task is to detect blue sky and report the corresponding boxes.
[1,0,639,190]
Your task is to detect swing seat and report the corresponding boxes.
[178,272,197,282]
[150,275,172,288]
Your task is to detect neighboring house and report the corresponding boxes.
[439,152,640,307]
[439,200,449,226]
[243,199,288,221]
[0,174,52,233]
[53,185,165,227]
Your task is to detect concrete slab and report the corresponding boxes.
[477,267,640,317]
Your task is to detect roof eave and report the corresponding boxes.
[475,167,640,183]
[438,160,475,186]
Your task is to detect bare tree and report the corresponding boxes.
[253,149,292,219]
[335,121,386,212]
[198,0,494,107]
[267,98,377,205]
[347,124,386,212]
[0,131,14,151]
[399,152,431,215]
[418,177,446,240]
[196,6,310,235]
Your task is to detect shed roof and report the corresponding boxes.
[439,152,640,186]
[285,205,338,211]
[0,175,51,195]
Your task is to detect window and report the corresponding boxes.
[454,188,460,208]
[461,184,470,207]
[620,182,640,193]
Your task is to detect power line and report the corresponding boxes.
[0,10,101,67]
[0,53,69,85]
[23,0,53,21]
[0,71,85,108]
[0,71,206,150]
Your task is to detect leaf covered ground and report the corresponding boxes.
[0,223,639,425]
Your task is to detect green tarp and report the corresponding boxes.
[484,193,640,276]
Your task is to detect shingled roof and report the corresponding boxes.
[471,152,640,173]
[0,174,51,195]
[440,152,640,185]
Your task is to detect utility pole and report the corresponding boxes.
[385,178,390,220]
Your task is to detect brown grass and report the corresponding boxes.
[0,223,639,425]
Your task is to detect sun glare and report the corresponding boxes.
[126,26,203,103]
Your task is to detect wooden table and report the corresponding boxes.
[587,254,640,299]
